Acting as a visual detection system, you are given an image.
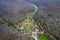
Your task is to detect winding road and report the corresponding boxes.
[25,0,43,40]
[25,0,38,40]
[25,0,44,32]
[25,0,38,18]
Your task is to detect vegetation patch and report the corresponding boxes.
[38,34,49,40]
[0,16,16,29]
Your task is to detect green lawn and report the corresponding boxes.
[21,26,34,33]
[38,34,49,40]
[32,38,35,40]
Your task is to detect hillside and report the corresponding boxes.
[0,0,60,40]
[33,0,60,40]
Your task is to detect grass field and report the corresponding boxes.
[38,34,49,40]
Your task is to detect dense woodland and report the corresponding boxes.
[0,0,60,40]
